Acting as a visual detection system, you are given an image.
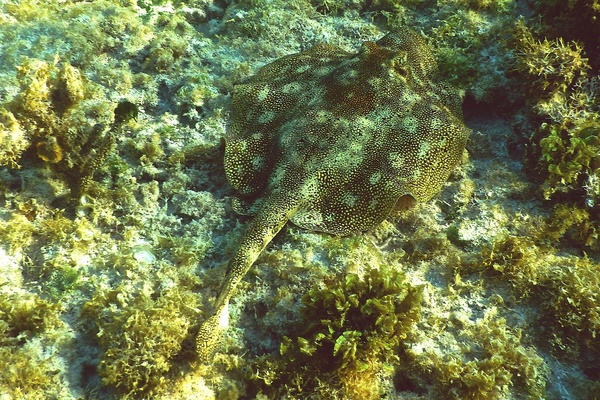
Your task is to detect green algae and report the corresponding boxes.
[0,290,65,397]
[266,267,422,399]
[0,292,60,344]
[234,265,421,399]
[0,344,61,398]
[0,56,116,197]
[406,308,549,399]
[513,20,600,255]
[476,235,600,359]
[82,284,200,396]
[515,21,600,208]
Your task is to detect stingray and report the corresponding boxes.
[197,28,471,361]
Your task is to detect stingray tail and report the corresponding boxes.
[197,187,303,363]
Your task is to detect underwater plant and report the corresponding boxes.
[0,59,118,197]
[249,266,422,399]
[0,291,63,397]
[480,235,600,359]
[515,20,600,235]
[81,284,199,396]
[406,308,548,399]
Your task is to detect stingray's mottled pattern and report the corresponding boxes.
[197,28,470,361]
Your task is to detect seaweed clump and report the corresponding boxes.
[480,236,600,360]
[81,284,200,396]
[406,308,549,399]
[249,266,423,399]
[0,291,59,347]
[0,291,62,397]
[515,21,600,213]
[527,0,600,70]
[453,234,600,396]
[0,59,117,197]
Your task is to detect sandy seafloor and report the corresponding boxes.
[0,0,599,399]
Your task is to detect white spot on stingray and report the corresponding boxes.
[295,64,311,74]
[355,116,375,131]
[431,117,442,131]
[341,192,357,207]
[313,66,332,77]
[282,82,302,93]
[369,171,382,185]
[401,91,418,105]
[251,156,264,170]
[338,68,358,84]
[389,152,405,169]
[258,110,275,124]
[402,115,419,134]
[315,110,332,123]
[417,141,430,159]
[256,86,270,102]
[219,301,229,329]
